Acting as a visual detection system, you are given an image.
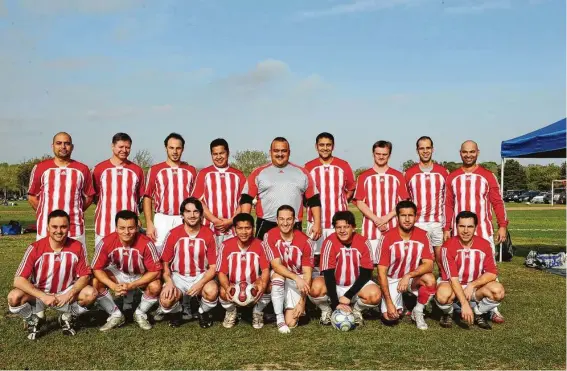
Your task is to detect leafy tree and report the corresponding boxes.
[502,159,526,191]
[440,161,461,173]
[480,161,500,182]
[561,161,566,179]
[402,160,417,172]
[526,164,562,191]
[132,149,154,173]
[17,155,51,196]
[354,167,369,178]
[0,164,20,200]
[231,150,269,176]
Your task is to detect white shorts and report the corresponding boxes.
[336,281,377,303]
[214,232,235,248]
[283,279,302,310]
[380,277,418,313]
[170,272,206,294]
[33,285,75,313]
[415,222,443,248]
[95,234,104,249]
[306,222,335,255]
[106,265,143,285]
[368,239,380,264]
[154,213,183,253]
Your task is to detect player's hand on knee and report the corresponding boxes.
[294,276,309,295]
[225,285,235,301]
[386,303,399,320]
[397,275,410,293]
[162,282,176,301]
[463,285,474,301]
[55,291,74,307]
[40,294,58,307]
[461,303,474,325]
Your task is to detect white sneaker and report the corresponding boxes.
[277,322,291,334]
[222,309,237,328]
[411,309,428,330]
[252,312,264,329]
[99,314,125,332]
[134,312,152,330]
[352,308,364,326]
[319,310,332,325]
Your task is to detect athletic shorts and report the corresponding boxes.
[170,272,206,294]
[380,277,418,313]
[154,213,183,253]
[33,285,75,313]
[306,222,335,256]
[336,281,377,304]
[106,265,143,285]
[214,232,235,248]
[415,222,443,248]
[368,239,381,264]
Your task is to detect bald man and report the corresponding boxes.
[442,140,508,324]
[28,132,95,250]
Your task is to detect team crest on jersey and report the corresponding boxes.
[380,177,385,183]
[60,170,66,176]
[279,170,284,174]
[404,242,410,250]
[172,169,178,175]
[116,170,123,176]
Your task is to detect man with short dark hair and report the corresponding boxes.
[92,132,145,247]
[92,210,162,331]
[436,211,505,330]
[239,137,322,241]
[7,210,97,340]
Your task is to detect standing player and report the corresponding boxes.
[92,210,162,331]
[144,132,197,253]
[376,200,437,330]
[404,136,449,262]
[28,132,95,249]
[263,205,314,333]
[304,132,355,274]
[216,213,271,329]
[239,137,322,241]
[92,132,145,247]
[309,211,381,326]
[158,197,219,329]
[354,140,409,258]
[192,138,246,246]
[436,211,505,330]
[7,210,97,340]
[443,140,508,323]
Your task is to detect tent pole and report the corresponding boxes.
[499,158,506,263]
[551,180,554,206]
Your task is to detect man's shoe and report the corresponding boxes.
[198,311,213,329]
[319,310,332,326]
[134,312,152,330]
[26,314,42,340]
[252,312,264,329]
[99,314,126,332]
[168,312,183,328]
[439,313,453,328]
[411,309,428,330]
[222,309,238,328]
[352,308,365,326]
[153,307,165,322]
[491,308,505,324]
[58,313,77,336]
[182,306,193,321]
[475,314,492,330]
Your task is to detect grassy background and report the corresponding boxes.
[0,203,565,370]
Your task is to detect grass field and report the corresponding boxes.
[0,203,565,370]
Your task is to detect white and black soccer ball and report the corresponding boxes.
[230,281,258,307]
[331,309,356,331]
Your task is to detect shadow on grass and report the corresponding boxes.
[514,245,566,257]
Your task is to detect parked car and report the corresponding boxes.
[531,193,551,204]
[504,190,523,202]
[516,190,540,203]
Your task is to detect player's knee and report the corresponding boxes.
[309,278,326,297]
[92,278,106,293]
[78,286,98,306]
[159,296,175,309]
[146,280,162,297]
[7,289,25,306]
[202,282,219,301]
[421,273,436,288]
[361,287,381,305]
[219,287,229,301]
[435,288,453,304]
[491,284,505,301]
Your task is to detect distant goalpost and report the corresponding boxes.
[551,179,566,205]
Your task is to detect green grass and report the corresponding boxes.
[0,203,565,370]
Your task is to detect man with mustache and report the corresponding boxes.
[443,140,508,324]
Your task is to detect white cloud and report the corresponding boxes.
[444,0,511,14]
[17,0,144,14]
[298,0,422,18]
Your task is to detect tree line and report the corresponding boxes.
[1,150,564,201]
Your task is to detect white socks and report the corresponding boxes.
[199,298,218,314]
[97,290,122,318]
[253,294,271,314]
[135,294,158,315]
[9,303,32,319]
[475,297,500,315]
[310,295,331,313]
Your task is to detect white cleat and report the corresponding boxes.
[99,314,126,332]
[134,312,152,330]
[411,309,428,330]
[222,309,238,328]
[277,323,291,334]
[252,312,264,329]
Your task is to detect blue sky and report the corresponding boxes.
[0,0,564,169]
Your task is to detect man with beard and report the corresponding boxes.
[376,200,436,330]
[443,140,508,324]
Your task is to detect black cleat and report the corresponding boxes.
[475,314,492,330]
[168,312,183,328]
[58,313,77,336]
[26,314,42,340]
[198,311,213,329]
[439,313,453,328]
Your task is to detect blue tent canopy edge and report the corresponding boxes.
[500,118,566,158]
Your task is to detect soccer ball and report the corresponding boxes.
[331,309,356,331]
[230,282,258,307]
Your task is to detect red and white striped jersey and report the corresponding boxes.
[404,163,449,223]
[144,162,197,216]
[216,237,269,284]
[304,157,356,229]
[92,232,161,275]
[191,165,246,236]
[92,160,145,237]
[28,159,95,237]
[320,233,374,286]
[444,166,509,241]
[353,168,409,240]
[376,227,433,279]
[262,228,314,275]
[161,225,217,277]
[440,236,498,285]
[15,237,91,294]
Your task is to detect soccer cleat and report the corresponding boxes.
[58,313,77,336]
[134,313,152,330]
[99,314,126,332]
[222,309,238,328]
[319,310,332,326]
[252,312,264,329]
[277,322,291,334]
[26,314,42,340]
[352,309,365,326]
[491,308,505,324]
[198,311,213,329]
[182,306,193,321]
[439,314,453,328]
[168,312,183,328]
[411,309,428,330]
[475,314,492,330]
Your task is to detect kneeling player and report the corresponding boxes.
[217,213,271,329]
[263,205,314,333]
[376,200,436,330]
[92,210,162,331]
[159,197,219,328]
[436,211,505,330]
[7,210,97,340]
[309,211,381,326]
